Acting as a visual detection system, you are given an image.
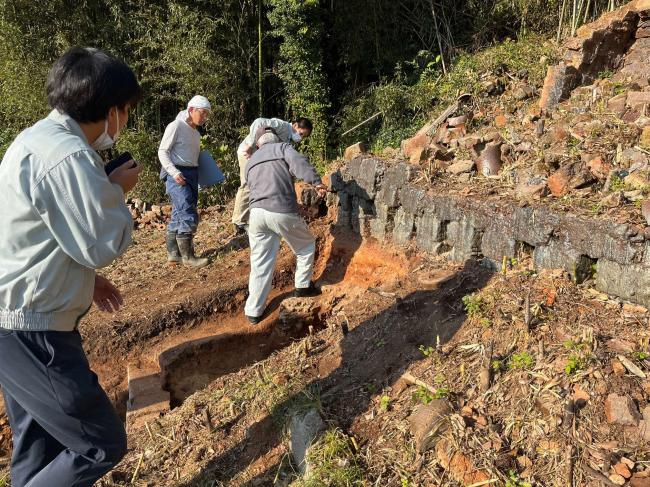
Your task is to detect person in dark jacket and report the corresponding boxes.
[244,127,327,324]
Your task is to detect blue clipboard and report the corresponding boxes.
[198,150,225,188]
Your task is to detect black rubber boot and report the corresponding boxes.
[166,231,181,264]
[294,282,321,298]
[246,314,262,325]
[176,233,209,268]
[233,223,248,236]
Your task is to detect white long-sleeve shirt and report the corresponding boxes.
[237,118,293,158]
[158,118,201,178]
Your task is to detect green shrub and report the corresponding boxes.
[115,128,165,204]
[338,35,557,153]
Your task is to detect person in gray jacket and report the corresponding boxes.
[232,117,313,234]
[244,127,327,324]
[0,47,142,486]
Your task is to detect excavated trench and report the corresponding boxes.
[159,304,328,408]
[123,226,411,431]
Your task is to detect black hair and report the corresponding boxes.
[47,47,143,123]
[292,117,313,133]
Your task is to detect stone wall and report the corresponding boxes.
[330,156,650,307]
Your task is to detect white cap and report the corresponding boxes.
[187,95,211,110]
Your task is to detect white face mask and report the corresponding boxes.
[291,130,302,143]
[92,109,120,151]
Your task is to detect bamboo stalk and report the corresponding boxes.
[558,0,568,42]
[429,0,447,75]
[340,111,383,137]
[583,0,592,23]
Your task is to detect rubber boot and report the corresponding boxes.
[176,233,209,268]
[166,231,181,264]
[294,282,321,298]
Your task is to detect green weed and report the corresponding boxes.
[509,351,535,370]
[379,395,391,412]
[506,470,533,487]
[419,345,435,357]
[462,294,483,318]
[297,429,365,486]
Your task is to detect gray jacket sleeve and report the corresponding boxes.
[282,144,322,185]
[33,151,133,269]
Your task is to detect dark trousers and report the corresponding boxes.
[0,329,126,487]
[165,166,199,234]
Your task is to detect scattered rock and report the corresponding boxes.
[612,358,627,376]
[476,143,502,176]
[604,394,640,426]
[446,160,475,175]
[289,408,325,475]
[587,155,612,180]
[641,128,650,150]
[514,141,533,152]
[409,146,430,165]
[447,115,469,127]
[513,85,535,101]
[606,339,636,354]
[482,130,503,143]
[549,124,570,143]
[620,148,649,168]
[608,93,628,116]
[539,63,578,111]
[627,91,650,108]
[481,79,504,96]
[621,457,635,470]
[631,475,650,487]
[516,177,548,199]
[401,133,430,159]
[613,462,633,479]
[458,135,482,152]
[600,192,624,208]
[637,116,650,128]
[624,192,645,206]
[573,385,590,403]
[494,114,508,128]
[344,142,369,160]
[623,107,643,124]
[435,438,491,485]
[642,200,650,225]
[638,414,650,441]
[626,171,650,191]
[408,400,452,453]
[548,163,596,196]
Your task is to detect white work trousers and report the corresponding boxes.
[245,208,316,318]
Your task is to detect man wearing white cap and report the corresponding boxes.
[159,95,211,268]
[232,116,313,234]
